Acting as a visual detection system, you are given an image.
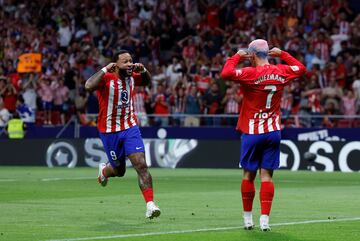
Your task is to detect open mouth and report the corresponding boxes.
[126,68,133,75]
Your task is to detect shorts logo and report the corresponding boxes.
[121,90,129,104]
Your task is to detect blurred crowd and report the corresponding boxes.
[1,0,360,128]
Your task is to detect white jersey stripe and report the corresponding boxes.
[129,77,137,127]
[106,80,115,132]
[249,119,254,134]
[268,117,274,132]
[124,78,131,130]
[275,115,280,130]
[115,80,122,132]
[258,119,264,134]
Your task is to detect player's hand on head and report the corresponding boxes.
[105,63,117,73]
[133,63,145,72]
[236,50,250,58]
[269,47,282,57]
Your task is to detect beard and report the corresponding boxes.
[119,68,133,77]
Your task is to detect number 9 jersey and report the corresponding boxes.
[96,72,143,133]
[221,51,306,134]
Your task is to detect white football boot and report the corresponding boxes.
[243,212,255,230]
[260,215,271,231]
[145,201,161,219]
[97,162,108,187]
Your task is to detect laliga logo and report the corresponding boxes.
[46,141,77,168]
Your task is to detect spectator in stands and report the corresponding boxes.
[341,89,357,116]
[37,76,55,125]
[0,98,11,128]
[1,0,360,128]
[194,65,212,95]
[16,95,35,127]
[170,86,186,126]
[134,86,150,127]
[184,84,202,127]
[166,57,183,88]
[21,74,38,111]
[302,84,322,127]
[0,76,17,113]
[53,78,70,125]
[322,102,341,128]
[322,77,343,110]
[222,84,241,126]
[152,84,169,126]
[203,82,223,126]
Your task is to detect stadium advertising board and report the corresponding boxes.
[0,139,359,172]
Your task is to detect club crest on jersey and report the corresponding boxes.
[121,90,129,104]
[116,90,130,109]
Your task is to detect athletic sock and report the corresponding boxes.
[142,188,154,203]
[241,179,255,212]
[102,168,108,178]
[260,181,274,215]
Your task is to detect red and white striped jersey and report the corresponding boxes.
[96,72,142,133]
[221,51,306,134]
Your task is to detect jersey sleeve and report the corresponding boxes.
[132,72,143,86]
[278,51,306,80]
[221,54,256,82]
[98,73,109,90]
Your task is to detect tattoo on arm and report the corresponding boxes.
[85,70,105,92]
[141,70,151,86]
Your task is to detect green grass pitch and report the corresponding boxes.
[0,167,359,241]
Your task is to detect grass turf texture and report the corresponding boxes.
[0,167,359,241]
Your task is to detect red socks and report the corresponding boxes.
[241,180,255,212]
[142,188,154,203]
[260,181,274,215]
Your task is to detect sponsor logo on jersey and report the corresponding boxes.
[253,110,273,119]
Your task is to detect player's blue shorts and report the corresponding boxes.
[99,126,145,169]
[240,131,281,171]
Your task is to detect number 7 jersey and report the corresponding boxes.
[221,51,306,134]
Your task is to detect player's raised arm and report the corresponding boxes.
[221,50,252,81]
[85,63,117,92]
[133,63,151,86]
[269,47,306,77]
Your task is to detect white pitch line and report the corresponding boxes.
[0,179,17,182]
[41,177,94,181]
[44,217,360,241]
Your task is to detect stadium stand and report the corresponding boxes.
[0,0,360,128]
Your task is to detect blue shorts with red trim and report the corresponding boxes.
[240,131,281,171]
[99,126,145,168]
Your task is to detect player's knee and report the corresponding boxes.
[116,167,126,177]
[111,165,126,177]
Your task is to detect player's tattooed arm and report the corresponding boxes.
[85,63,117,91]
[134,63,151,86]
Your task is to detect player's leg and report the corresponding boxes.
[242,170,257,230]
[240,133,261,230]
[125,126,160,219]
[258,130,281,231]
[259,168,274,231]
[98,132,126,186]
